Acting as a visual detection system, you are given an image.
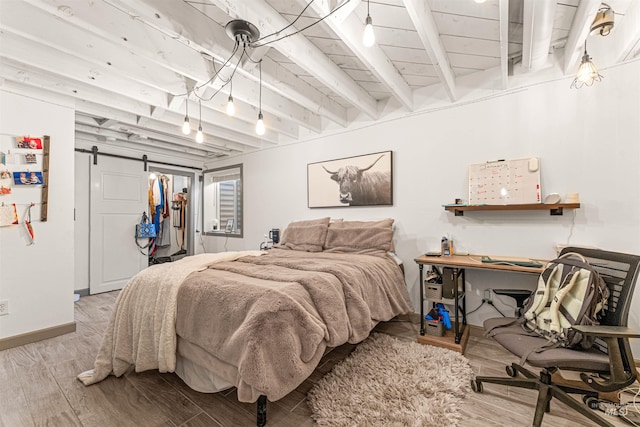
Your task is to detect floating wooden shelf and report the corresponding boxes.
[444,203,580,216]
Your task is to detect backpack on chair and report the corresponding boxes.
[522,252,609,350]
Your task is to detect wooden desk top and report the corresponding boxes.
[414,254,546,275]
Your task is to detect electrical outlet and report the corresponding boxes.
[0,299,8,316]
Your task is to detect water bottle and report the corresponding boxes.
[441,235,451,256]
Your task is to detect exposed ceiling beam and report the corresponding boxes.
[499,0,509,90]
[0,59,275,151]
[611,0,640,62]
[521,0,557,72]
[74,121,225,157]
[207,0,379,119]
[75,130,220,160]
[329,0,362,24]
[562,0,601,75]
[76,101,261,153]
[402,0,457,101]
[0,42,281,146]
[308,0,414,111]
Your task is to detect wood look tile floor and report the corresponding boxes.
[0,291,636,426]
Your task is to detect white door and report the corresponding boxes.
[90,155,148,294]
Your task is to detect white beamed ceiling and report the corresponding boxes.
[0,0,638,159]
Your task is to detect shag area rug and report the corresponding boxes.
[307,333,473,426]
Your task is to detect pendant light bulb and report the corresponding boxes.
[182,116,191,135]
[226,95,235,116]
[196,125,204,143]
[363,15,375,47]
[182,98,191,134]
[256,112,265,136]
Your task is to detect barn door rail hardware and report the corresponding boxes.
[75,146,202,172]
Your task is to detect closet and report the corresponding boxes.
[147,171,191,265]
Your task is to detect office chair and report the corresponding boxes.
[471,247,640,427]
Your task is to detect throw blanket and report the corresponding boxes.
[176,249,413,402]
[78,251,263,386]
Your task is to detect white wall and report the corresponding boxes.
[0,90,75,339]
[203,60,640,348]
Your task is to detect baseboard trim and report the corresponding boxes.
[75,288,90,297]
[0,322,76,351]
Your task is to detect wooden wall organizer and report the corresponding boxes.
[41,135,50,221]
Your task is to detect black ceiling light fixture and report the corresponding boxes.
[178,1,361,140]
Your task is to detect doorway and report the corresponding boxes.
[146,167,195,266]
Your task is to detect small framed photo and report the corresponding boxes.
[13,171,43,185]
[225,219,234,233]
[25,153,37,164]
[16,137,43,150]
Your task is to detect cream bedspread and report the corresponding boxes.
[175,249,412,402]
[78,251,263,386]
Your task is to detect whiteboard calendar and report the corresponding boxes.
[468,157,541,205]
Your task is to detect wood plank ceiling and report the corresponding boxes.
[1,0,638,160]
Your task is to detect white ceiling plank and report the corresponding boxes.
[307,0,414,111]
[562,0,601,74]
[208,0,379,119]
[521,0,557,72]
[402,0,457,101]
[499,0,509,90]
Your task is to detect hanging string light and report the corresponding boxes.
[255,60,265,136]
[363,0,375,47]
[196,100,204,143]
[226,79,235,116]
[181,96,191,135]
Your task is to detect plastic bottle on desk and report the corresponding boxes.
[441,235,451,256]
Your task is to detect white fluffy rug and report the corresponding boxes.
[307,333,473,426]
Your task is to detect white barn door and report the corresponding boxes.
[90,155,148,294]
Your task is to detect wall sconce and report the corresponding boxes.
[591,3,614,36]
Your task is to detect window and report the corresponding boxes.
[202,164,242,238]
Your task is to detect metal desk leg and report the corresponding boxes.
[453,267,460,344]
[461,269,467,326]
[419,263,425,335]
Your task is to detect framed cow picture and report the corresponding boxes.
[307,151,393,208]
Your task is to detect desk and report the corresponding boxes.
[414,254,545,353]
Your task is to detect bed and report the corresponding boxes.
[78,217,412,425]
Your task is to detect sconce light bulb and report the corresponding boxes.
[196,125,204,143]
[256,112,265,136]
[182,116,191,135]
[363,15,375,47]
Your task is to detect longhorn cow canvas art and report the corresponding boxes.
[307,151,392,208]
